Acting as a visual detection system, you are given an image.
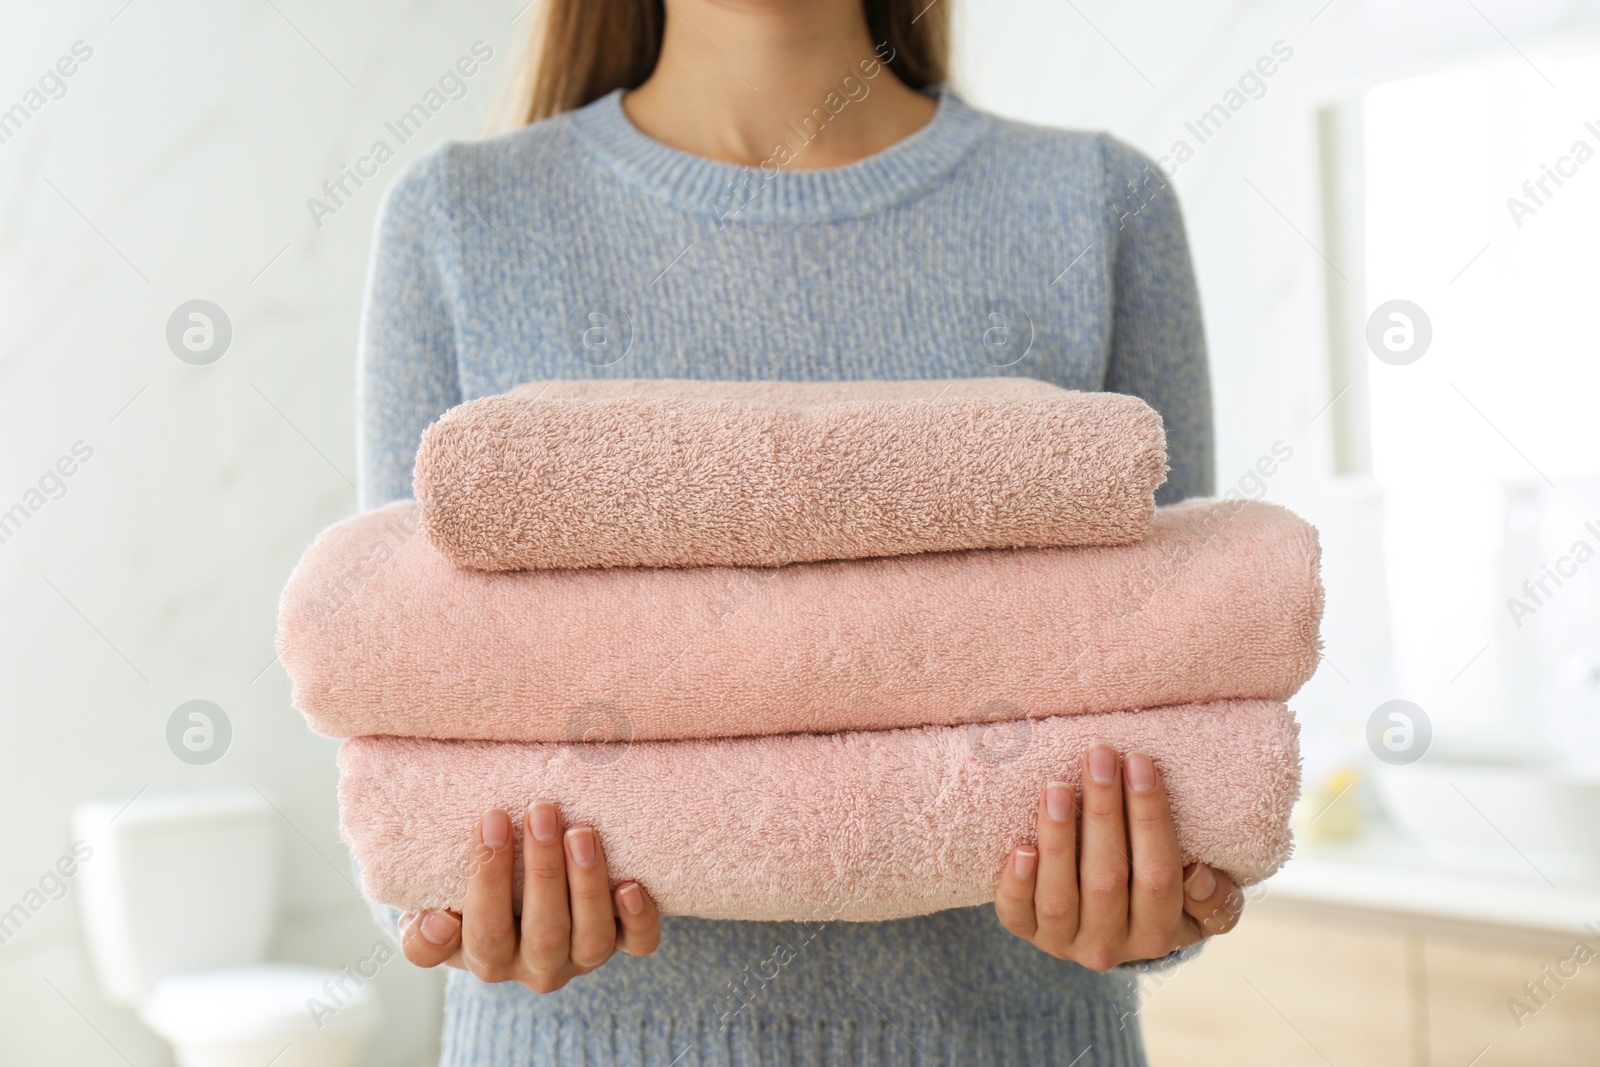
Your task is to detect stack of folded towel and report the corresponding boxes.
[277,378,1322,923]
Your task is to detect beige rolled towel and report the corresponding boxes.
[340,700,1302,922]
[277,497,1321,744]
[412,377,1167,571]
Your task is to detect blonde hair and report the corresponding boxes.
[491,0,950,128]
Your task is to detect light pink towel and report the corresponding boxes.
[413,378,1167,571]
[339,700,1301,922]
[279,497,1321,743]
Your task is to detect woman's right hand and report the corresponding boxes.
[398,803,661,993]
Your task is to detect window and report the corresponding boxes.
[1323,52,1600,758]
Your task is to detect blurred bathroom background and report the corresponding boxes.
[3,0,1598,1064]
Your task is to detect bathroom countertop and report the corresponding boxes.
[1261,829,1600,934]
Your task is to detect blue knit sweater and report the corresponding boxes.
[358,85,1213,1067]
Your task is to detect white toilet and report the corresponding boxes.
[74,789,379,1067]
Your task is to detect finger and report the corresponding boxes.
[1123,750,1187,959]
[519,802,573,985]
[460,808,519,982]
[1074,741,1130,970]
[1030,781,1080,951]
[993,846,1040,940]
[613,881,662,957]
[1181,864,1246,943]
[564,826,618,970]
[399,910,460,969]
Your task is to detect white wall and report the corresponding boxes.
[4,0,1600,1062]
[0,2,524,1062]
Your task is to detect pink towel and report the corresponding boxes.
[339,700,1301,922]
[412,378,1167,571]
[279,497,1322,743]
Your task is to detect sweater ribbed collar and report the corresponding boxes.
[568,84,988,223]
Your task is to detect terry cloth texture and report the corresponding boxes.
[414,378,1167,570]
[340,700,1300,921]
[277,496,1321,743]
[354,79,1218,1066]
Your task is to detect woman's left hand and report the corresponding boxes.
[995,742,1245,970]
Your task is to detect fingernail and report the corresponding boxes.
[619,882,644,915]
[420,910,459,946]
[1013,847,1037,879]
[481,809,511,851]
[1045,782,1074,822]
[528,802,560,844]
[1185,863,1217,900]
[1087,743,1117,784]
[566,826,597,867]
[1125,751,1157,793]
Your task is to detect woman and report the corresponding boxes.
[360,1,1243,1063]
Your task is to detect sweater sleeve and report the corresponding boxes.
[1099,136,1214,504]
[356,147,463,510]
